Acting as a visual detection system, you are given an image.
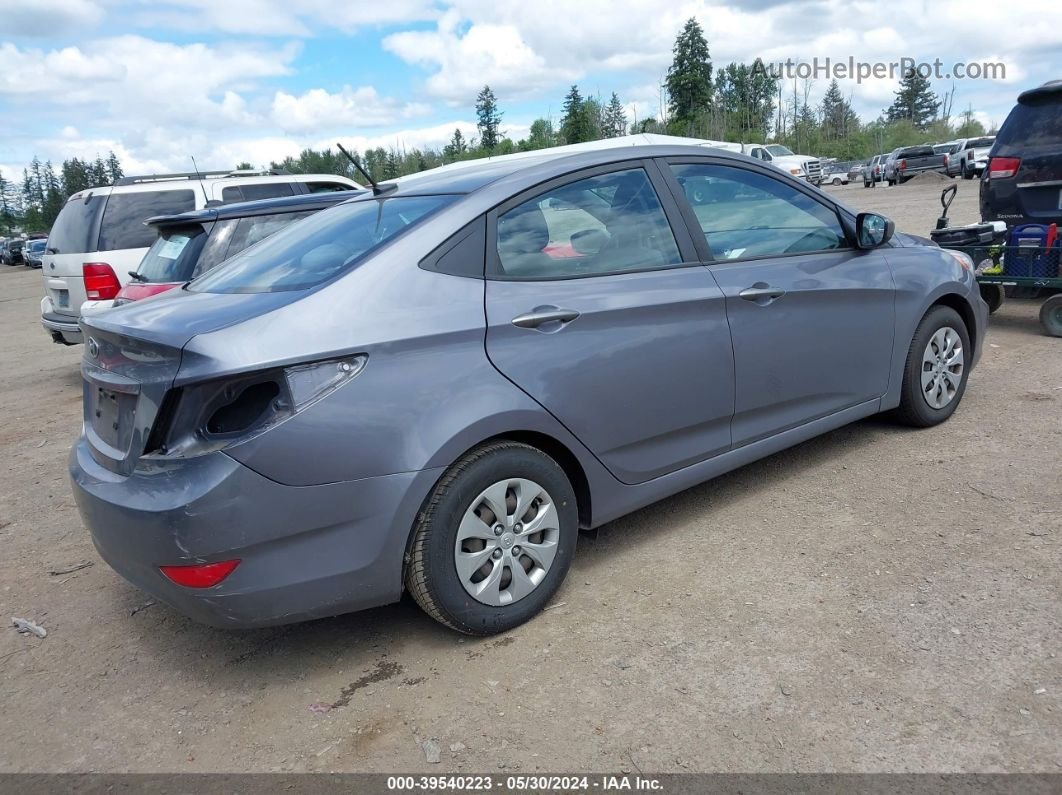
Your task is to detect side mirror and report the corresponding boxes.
[855,212,894,249]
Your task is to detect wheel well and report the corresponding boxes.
[485,431,593,529]
[932,293,977,358]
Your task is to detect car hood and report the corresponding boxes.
[82,286,298,349]
[893,231,937,248]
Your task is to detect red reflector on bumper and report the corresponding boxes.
[160,559,240,588]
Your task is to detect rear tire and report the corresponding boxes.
[894,305,971,428]
[1040,294,1062,337]
[962,162,974,180]
[405,441,578,635]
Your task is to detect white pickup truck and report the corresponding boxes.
[704,141,824,185]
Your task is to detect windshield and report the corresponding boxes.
[766,145,795,157]
[189,194,456,294]
[138,225,208,283]
[28,240,47,253]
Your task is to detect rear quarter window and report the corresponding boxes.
[221,183,295,203]
[98,190,196,250]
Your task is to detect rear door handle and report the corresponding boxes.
[511,307,580,329]
[739,283,786,303]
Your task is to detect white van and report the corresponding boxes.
[41,169,361,344]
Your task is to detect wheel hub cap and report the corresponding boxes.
[454,477,560,607]
[920,326,964,410]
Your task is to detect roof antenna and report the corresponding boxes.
[189,156,210,206]
[336,142,385,195]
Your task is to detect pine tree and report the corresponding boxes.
[886,68,939,130]
[561,85,593,144]
[475,85,503,152]
[444,128,468,160]
[820,79,859,140]
[0,170,18,236]
[105,150,124,184]
[602,92,628,138]
[383,150,399,179]
[665,17,713,131]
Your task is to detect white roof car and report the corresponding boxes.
[41,169,361,345]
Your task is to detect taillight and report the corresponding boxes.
[898,159,907,171]
[143,355,368,459]
[160,559,240,588]
[83,262,121,300]
[988,157,1021,179]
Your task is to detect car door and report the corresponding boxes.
[663,159,895,447]
[484,162,735,485]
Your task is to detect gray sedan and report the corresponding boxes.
[71,144,988,635]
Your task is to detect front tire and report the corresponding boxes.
[894,305,971,427]
[405,441,578,635]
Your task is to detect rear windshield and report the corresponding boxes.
[966,137,995,148]
[189,195,456,294]
[98,189,196,251]
[995,99,1062,152]
[900,146,934,157]
[48,193,106,254]
[27,240,47,253]
[137,225,208,283]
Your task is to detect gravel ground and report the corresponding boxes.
[1,179,1059,774]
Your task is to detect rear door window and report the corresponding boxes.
[493,167,683,279]
[48,193,107,254]
[221,182,295,203]
[137,225,208,283]
[98,190,196,250]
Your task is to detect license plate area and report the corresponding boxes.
[56,290,69,308]
[90,386,136,453]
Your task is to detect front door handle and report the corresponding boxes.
[739,283,786,304]
[511,307,580,329]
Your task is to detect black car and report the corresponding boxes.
[981,80,1062,228]
[2,239,25,266]
[112,188,363,305]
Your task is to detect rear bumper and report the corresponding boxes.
[40,298,83,345]
[70,436,444,628]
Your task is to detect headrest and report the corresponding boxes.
[498,203,550,255]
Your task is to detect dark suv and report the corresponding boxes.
[113,189,361,305]
[980,80,1062,227]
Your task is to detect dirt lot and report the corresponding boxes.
[1,179,1059,774]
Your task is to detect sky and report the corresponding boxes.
[1,0,1058,181]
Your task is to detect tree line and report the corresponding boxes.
[0,153,123,236]
[4,17,995,235]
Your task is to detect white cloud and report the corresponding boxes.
[0,36,298,127]
[271,86,432,134]
[1,0,104,35]
[130,0,439,36]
